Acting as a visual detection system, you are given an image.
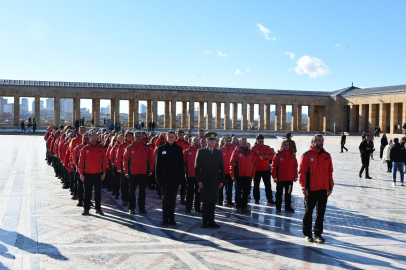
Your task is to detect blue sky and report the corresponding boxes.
[1,1,405,116]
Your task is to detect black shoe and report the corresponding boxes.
[267,199,275,204]
[226,201,234,206]
[185,209,191,213]
[161,221,169,226]
[90,202,94,207]
[122,201,128,206]
[276,208,282,213]
[77,202,83,207]
[115,195,119,200]
[314,235,325,243]
[71,195,78,200]
[62,185,69,189]
[359,173,362,178]
[217,201,224,206]
[285,207,295,213]
[70,191,73,195]
[208,221,220,228]
[201,223,208,228]
[129,209,135,215]
[195,209,203,213]
[305,236,314,242]
[255,200,259,205]
[346,149,348,152]
[169,220,177,226]
[366,176,372,179]
[340,151,343,153]
[82,209,90,216]
[139,210,147,215]
[95,209,104,216]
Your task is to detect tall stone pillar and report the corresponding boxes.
[13,96,20,126]
[322,106,328,132]
[307,104,314,132]
[110,99,115,121]
[379,103,387,134]
[35,96,40,127]
[133,99,139,127]
[275,104,280,131]
[358,104,366,133]
[231,103,237,129]
[152,100,158,125]
[198,101,204,130]
[390,102,398,134]
[258,103,264,130]
[215,102,221,129]
[248,104,254,127]
[53,97,60,126]
[264,104,270,130]
[349,104,357,132]
[403,101,406,131]
[241,102,247,130]
[170,100,176,129]
[292,104,298,131]
[281,104,286,130]
[146,100,152,124]
[297,105,302,130]
[114,98,120,125]
[73,97,80,125]
[164,101,170,128]
[224,102,230,130]
[206,101,212,130]
[181,101,187,128]
[129,99,134,128]
[369,104,376,133]
[188,101,194,129]
[92,98,100,127]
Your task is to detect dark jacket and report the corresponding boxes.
[390,143,405,163]
[359,140,374,158]
[155,142,185,187]
[380,137,388,148]
[341,135,346,144]
[195,147,225,203]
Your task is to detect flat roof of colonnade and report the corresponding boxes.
[0,79,405,97]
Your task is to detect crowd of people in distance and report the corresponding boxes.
[44,125,334,244]
[20,116,37,133]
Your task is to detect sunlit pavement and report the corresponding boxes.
[0,135,405,269]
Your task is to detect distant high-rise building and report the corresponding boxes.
[60,99,73,113]
[21,98,28,109]
[46,98,54,111]
[4,104,14,114]
[101,106,109,114]
[40,100,44,110]
[0,97,8,112]
[140,104,146,113]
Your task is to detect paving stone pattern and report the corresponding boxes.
[0,136,405,269]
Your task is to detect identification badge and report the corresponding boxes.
[162,151,167,155]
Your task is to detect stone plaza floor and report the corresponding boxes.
[0,134,405,270]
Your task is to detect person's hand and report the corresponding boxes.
[198,182,203,189]
[101,174,105,181]
[273,178,278,183]
[366,147,371,150]
[328,189,333,197]
[294,178,298,182]
[125,174,130,178]
[261,153,268,160]
[80,175,84,182]
[303,188,309,197]
[117,170,122,174]
[69,162,74,168]
[148,173,152,177]
[219,183,223,189]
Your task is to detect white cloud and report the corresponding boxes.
[217,51,228,57]
[293,55,330,78]
[203,50,211,54]
[335,44,340,47]
[285,52,295,60]
[246,68,250,73]
[235,69,243,75]
[256,23,275,41]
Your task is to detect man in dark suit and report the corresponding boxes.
[340,132,348,153]
[195,132,225,229]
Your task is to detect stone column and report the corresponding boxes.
[264,104,270,130]
[231,103,237,129]
[258,103,264,130]
[133,99,139,127]
[379,103,387,134]
[307,104,314,132]
[170,100,176,129]
[198,101,204,130]
[92,98,100,127]
[129,99,134,128]
[390,102,398,134]
[53,97,60,126]
[358,104,366,133]
[164,100,170,128]
[322,106,328,132]
[369,103,376,133]
[152,100,158,126]
[292,104,298,131]
[280,104,286,130]
[274,104,280,131]
[215,102,221,129]
[241,102,247,130]
[248,104,254,127]
[13,96,20,126]
[146,100,152,124]
[181,101,187,128]
[349,104,357,132]
[113,98,120,125]
[188,101,194,129]
[35,96,40,127]
[73,97,80,125]
[297,105,302,130]
[403,101,406,131]
[224,102,230,130]
[110,99,115,121]
[206,101,212,130]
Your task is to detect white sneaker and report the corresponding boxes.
[392,182,396,187]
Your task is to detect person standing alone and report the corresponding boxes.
[340,132,348,153]
[359,134,374,179]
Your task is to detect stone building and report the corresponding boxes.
[0,79,405,134]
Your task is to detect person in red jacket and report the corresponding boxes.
[271,140,298,213]
[116,131,134,206]
[65,132,77,197]
[176,130,190,205]
[147,136,157,192]
[200,138,207,149]
[78,131,108,216]
[229,137,256,214]
[252,134,275,205]
[110,134,124,200]
[299,134,334,243]
[123,131,153,215]
[72,133,89,206]
[184,137,201,213]
[219,136,235,205]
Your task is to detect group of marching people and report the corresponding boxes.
[44,125,334,244]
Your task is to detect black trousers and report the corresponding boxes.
[76,171,84,203]
[162,184,179,222]
[121,173,129,201]
[303,190,328,237]
[84,173,102,210]
[341,143,348,152]
[253,170,272,201]
[235,176,251,209]
[386,160,392,172]
[69,172,76,195]
[202,202,215,224]
[275,181,293,209]
[112,167,121,196]
[129,174,148,211]
[180,178,186,197]
[380,146,385,159]
[186,177,200,211]
[360,157,370,176]
[223,174,233,203]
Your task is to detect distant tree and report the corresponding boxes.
[0,112,12,118]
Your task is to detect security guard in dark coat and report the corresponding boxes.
[195,132,225,229]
